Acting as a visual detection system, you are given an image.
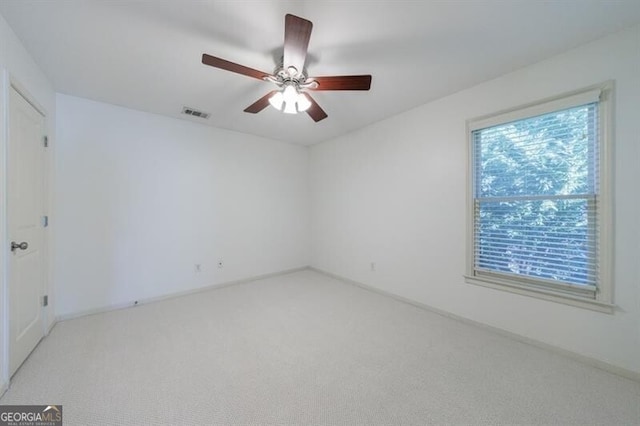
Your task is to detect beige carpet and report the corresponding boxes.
[2,270,639,425]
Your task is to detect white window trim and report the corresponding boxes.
[465,82,615,314]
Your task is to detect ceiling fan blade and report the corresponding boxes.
[202,54,269,80]
[244,91,278,114]
[283,14,313,75]
[302,93,328,122]
[310,75,372,91]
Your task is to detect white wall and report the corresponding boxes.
[0,13,56,391]
[55,95,309,318]
[310,25,640,374]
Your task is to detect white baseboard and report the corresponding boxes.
[309,267,640,383]
[45,318,57,336]
[57,266,309,322]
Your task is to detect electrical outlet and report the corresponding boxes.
[218,260,224,269]
[195,264,201,273]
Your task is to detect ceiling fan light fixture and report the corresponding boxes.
[269,83,310,114]
[296,93,311,112]
[268,91,284,110]
[282,84,298,104]
[283,100,298,114]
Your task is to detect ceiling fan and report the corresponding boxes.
[202,14,372,122]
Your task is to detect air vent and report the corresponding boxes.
[181,106,210,119]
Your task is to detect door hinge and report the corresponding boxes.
[43,215,49,227]
[43,295,48,307]
[43,136,48,147]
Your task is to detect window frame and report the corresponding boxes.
[465,82,614,313]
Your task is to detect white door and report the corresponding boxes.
[8,86,46,377]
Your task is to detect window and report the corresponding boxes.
[466,84,613,312]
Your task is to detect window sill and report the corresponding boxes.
[464,275,615,314]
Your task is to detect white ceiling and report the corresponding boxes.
[2,1,639,145]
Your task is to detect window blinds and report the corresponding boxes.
[472,102,599,296]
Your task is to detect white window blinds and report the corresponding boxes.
[471,101,600,297]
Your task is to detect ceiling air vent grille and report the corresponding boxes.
[182,106,210,119]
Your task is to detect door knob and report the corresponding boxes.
[10,241,28,252]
